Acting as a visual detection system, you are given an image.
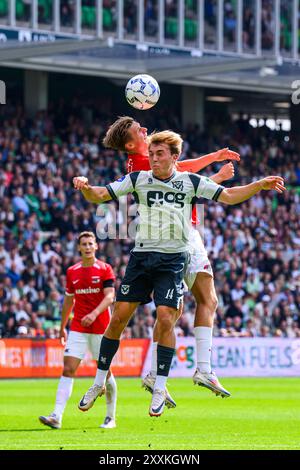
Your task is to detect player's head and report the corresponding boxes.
[77,231,97,260]
[103,116,148,154]
[148,130,182,177]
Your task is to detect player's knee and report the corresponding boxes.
[109,314,127,334]
[206,294,218,313]
[62,365,76,377]
[193,286,218,313]
[157,308,176,332]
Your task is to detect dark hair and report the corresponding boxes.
[102,116,134,151]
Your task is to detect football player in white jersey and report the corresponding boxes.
[73,132,285,417]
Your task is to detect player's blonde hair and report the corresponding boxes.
[102,116,134,151]
[148,130,183,157]
[77,231,96,244]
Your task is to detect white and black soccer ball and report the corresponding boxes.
[125,74,160,110]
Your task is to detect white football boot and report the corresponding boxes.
[100,416,116,429]
[39,413,62,429]
[149,389,166,417]
[193,369,231,398]
[78,384,106,411]
[142,373,176,408]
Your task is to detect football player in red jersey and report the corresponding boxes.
[101,117,240,402]
[39,231,117,429]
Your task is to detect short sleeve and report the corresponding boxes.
[194,175,225,201]
[103,263,116,282]
[65,268,75,296]
[106,173,136,200]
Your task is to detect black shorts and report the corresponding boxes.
[116,251,189,310]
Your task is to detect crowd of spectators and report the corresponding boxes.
[3,0,291,54]
[0,98,299,341]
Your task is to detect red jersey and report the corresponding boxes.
[65,260,115,334]
[127,153,151,173]
[126,153,198,224]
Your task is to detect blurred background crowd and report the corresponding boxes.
[0,98,299,340]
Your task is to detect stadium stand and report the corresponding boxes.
[0,101,299,340]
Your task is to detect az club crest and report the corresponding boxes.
[172,180,184,191]
[121,285,130,295]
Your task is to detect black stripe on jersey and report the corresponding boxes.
[132,191,139,204]
[129,171,141,190]
[103,279,115,288]
[106,185,117,200]
[212,187,224,201]
[188,173,201,195]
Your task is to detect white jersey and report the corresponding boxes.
[106,170,224,254]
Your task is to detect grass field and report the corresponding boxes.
[1,377,300,450]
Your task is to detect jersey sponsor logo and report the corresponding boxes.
[147,191,186,208]
[75,287,101,294]
[121,285,130,295]
[171,180,184,191]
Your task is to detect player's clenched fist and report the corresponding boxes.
[73,176,89,190]
[218,162,235,181]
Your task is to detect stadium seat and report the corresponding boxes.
[165,17,178,39]
[0,0,8,17]
[86,7,96,28]
[38,0,51,22]
[82,6,95,28]
[185,18,197,41]
[103,7,113,30]
[16,0,25,20]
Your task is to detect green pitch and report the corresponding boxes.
[1,377,300,450]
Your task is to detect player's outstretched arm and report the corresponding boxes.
[73,176,112,203]
[177,148,240,173]
[210,162,235,184]
[218,176,285,205]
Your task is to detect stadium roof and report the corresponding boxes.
[0,38,298,96]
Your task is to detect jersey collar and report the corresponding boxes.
[151,171,176,183]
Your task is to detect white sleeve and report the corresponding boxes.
[106,173,136,199]
[195,176,225,201]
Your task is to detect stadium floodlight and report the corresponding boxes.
[206,96,233,103]
[273,102,290,109]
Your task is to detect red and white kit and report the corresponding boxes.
[64,260,115,359]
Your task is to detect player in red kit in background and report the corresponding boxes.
[39,231,117,429]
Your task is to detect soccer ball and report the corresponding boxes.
[125,74,160,110]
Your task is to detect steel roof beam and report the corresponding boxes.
[0,39,107,62]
